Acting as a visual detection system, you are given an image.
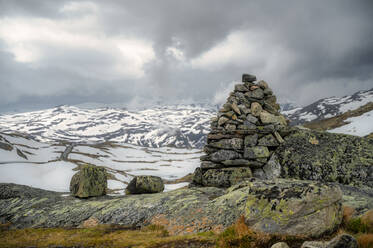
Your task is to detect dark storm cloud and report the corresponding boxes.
[0,0,372,112]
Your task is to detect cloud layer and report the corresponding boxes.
[0,0,372,112]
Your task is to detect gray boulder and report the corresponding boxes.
[70,164,107,198]
[126,176,164,194]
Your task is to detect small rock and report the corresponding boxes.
[274,131,284,143]
[251,102,263,117]
[263,102,278,114]
[265,95,277,104]
[260,111,287,126]
[209,138,243,150]
[238,104,251,115]
[301,234,357,248]
[231,102,241,115]
[222,159,263,168]
[222,111,235,118]
[301,241,325,248]
[242,73,256,82]
[191,167,203,185]
[263,154,281,179]
[244,146,270,159]
[201,167,252,187]
[326,234,357,248]
[253,168,266,179]
[235,84,249,92]
[244,134,258,147]
[271,242,290,248]
[218,116,229,126]
[258,134,279,146]
[201,161,223,169]
[225,124,236,131]
[80,217,99,228]
[263,88,273,95]
[220,103,232,112]
[70,164,107,198]
[246,114,258,124]
[126,176,164,194]
[250,85,260,91]
[250,88,265,99]
[210,149,242,162]
[258,80,269,89]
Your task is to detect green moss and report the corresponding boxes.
[346,218,369,233]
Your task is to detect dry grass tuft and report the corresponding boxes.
[357,233,373,248]
[216,216,306,248]
[342,206,356,225]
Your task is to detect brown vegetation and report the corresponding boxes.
[0,224,215,248]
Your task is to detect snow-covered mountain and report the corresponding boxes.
[0,104,216,149]
[283,88,373,125]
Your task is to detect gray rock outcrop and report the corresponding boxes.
[0,179,342,237]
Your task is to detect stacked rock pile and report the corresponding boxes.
[192,74,289,187]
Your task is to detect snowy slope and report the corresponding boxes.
[0,104,216,148]
[283,88,373,125]
[329,110,373,137]
[0,133,200,194]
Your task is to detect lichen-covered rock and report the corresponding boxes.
[208,138,243,150]
[210,149,242,162]
[251,102,263,117]
[271,242,290,248]
[276,128,373,187]
[244,146,270,159]
[258,134,279,146]
[70,164,107,198]
[0,180,342,237]
[260,111,287,126]
[244,134,258,147]
[201,167,252,187]
[301,234,357,248]
[126,176,164,194]
[240,179,343,237]
[263,154,281,179]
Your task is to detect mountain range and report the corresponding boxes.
[0,88,372,149]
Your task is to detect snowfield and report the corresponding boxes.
[329,110,373,137]
[0,133,201,194]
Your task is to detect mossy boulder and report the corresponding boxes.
[70,165,107,198]
[238,179,343,237]
[126,176,164,194]
[275,128,373,187]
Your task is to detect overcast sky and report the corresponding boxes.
[0,0,372,113]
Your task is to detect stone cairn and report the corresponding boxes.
[192,74,288,187]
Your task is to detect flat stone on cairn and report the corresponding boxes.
[193,74,288,187]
